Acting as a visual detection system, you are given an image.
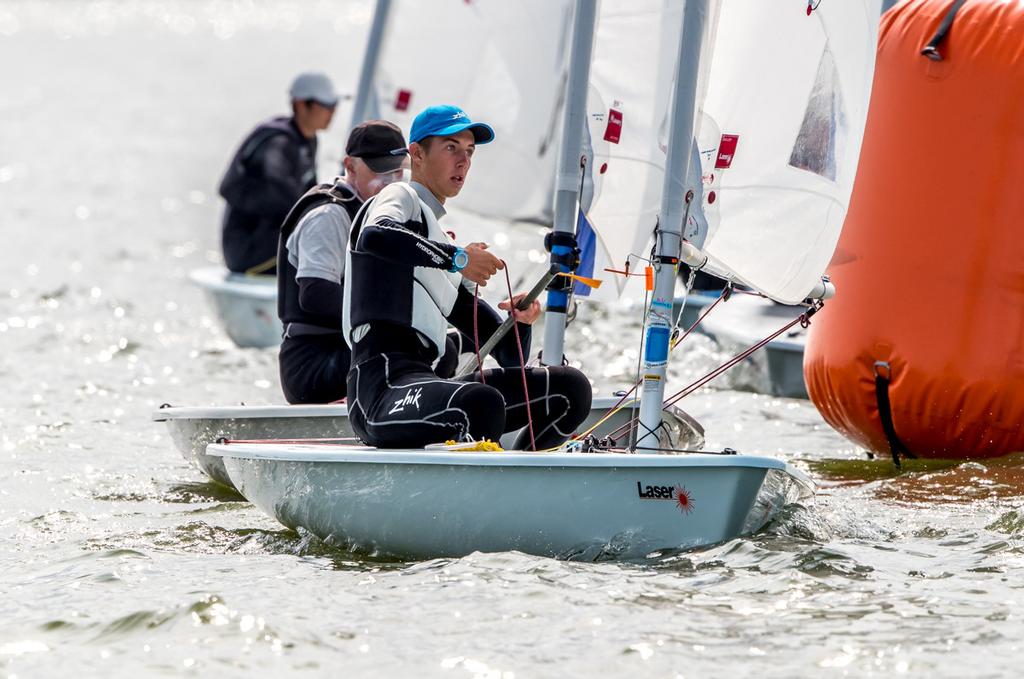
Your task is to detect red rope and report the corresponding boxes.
[472,284,486,384]
[221,437,360,445]
[501,261,536,451]
[672,289,728,350]
[559,289,728,446]
[664,313,807,408]
[602,310,809,443]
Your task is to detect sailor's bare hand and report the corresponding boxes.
[499,293,542,325]
[461,243,503,286]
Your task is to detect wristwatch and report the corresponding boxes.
[449,247,469,273]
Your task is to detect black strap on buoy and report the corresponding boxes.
[920,0,968,61]
[873,361,915,470]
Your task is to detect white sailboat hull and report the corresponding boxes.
[208,442,812,560]
[154,397,704,490]
[189,266,281,349]
[154,403,351,488]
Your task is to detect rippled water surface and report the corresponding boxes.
[2,3,1023,677]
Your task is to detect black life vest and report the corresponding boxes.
[218,117,315,209]
[277,180,362,333]
[219,117,317,274]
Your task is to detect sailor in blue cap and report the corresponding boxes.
[341,105,592,449]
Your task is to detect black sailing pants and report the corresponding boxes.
[346,352,592,450]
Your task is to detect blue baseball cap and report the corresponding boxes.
[409,105,495,145]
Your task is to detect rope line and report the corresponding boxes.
[501,261,536,451]
[472,283,486,384]
[602,308,813,444]
[220,437,361,445]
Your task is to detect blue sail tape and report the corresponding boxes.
[644,326,670,364]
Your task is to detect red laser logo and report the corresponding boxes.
[674,485,694,514]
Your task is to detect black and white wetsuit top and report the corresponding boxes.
[342,180,529,367]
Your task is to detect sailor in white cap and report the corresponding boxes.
[217,72,339,275]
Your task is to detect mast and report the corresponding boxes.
[541,0,598,366]
[635,0,709,450]
[349,0,392,130]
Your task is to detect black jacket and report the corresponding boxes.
[219,116,316,274]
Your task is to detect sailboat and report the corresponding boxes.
[188,267,280,349]
[194,0,879,560]
[157,0,702,490]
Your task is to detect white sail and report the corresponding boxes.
[579,0,879,304]
[578,0,720,300]
[696,0,882,303]
[373,0,573,223]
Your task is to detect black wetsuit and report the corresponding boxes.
[219,116,317,274]
[344,182,592,449]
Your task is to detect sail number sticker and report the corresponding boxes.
[394,89,412,111]
[715,134,739,168]
[604,108,623,144]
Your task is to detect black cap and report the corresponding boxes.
[346,120,409,173]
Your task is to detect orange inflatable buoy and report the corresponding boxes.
[804,0,1024,460]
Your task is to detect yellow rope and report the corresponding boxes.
[442,439,504,452]
[244,256,277,276]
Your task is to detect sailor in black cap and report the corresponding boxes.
[277,120,408,404]
[342,105,592,449]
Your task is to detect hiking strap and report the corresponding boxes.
[873,360,915,470]
[920,0,968,61]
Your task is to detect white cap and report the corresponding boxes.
[289,72,338,107]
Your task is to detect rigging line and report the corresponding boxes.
[629,416,665,452]
[669,187,698,342]
[563,153,589,329]
[669,267,699,344]
[537,286,732,453]
[502,261,536,451]
[630,280,651,452]
[663,313,810,409]
[603,309,812,442]
[220,437,360,444]
[472,283,486,384]
[671,288,728,350]
[542,287,729,451]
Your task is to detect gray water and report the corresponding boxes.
[2,3,1023,677]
